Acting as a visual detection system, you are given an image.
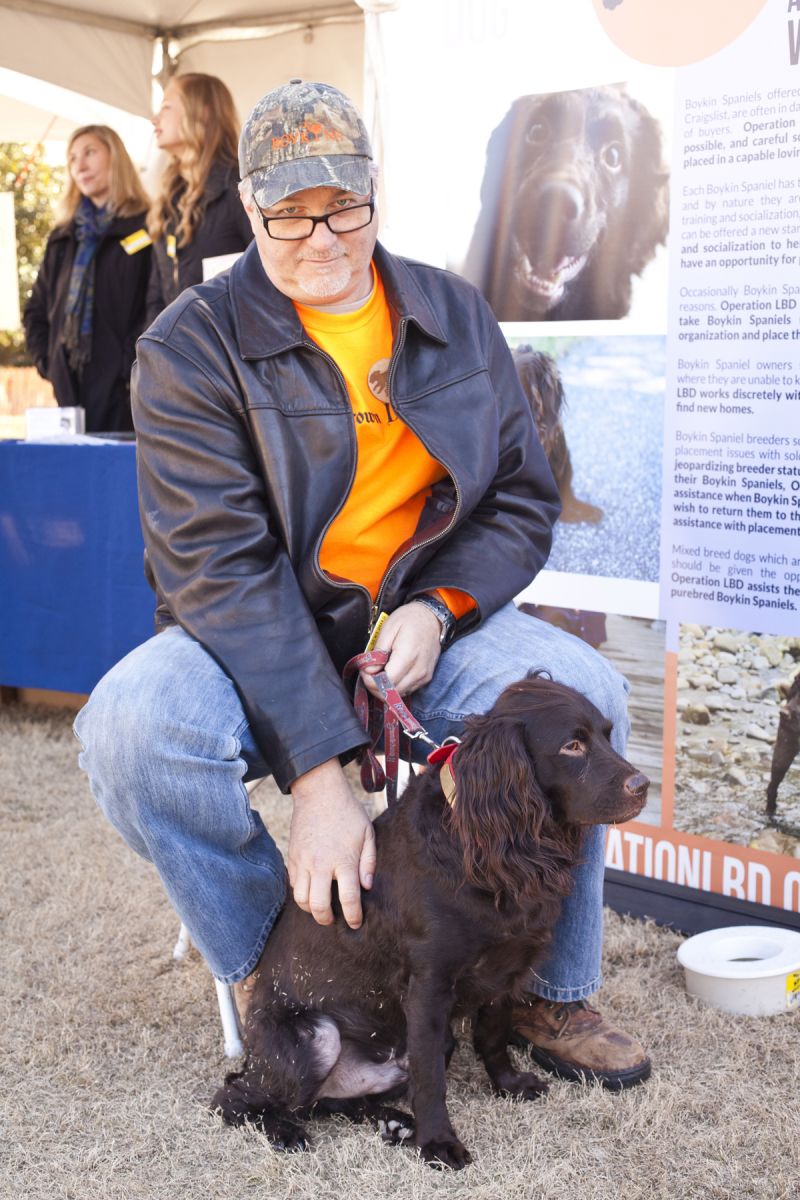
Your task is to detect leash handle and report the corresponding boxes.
[343,650,438,804]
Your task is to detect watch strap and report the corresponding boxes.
[410,593,456,647]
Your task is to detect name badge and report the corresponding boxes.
[120,228,153,255]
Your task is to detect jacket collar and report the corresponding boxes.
[230,239,448,360]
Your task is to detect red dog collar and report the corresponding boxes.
[427,740,459,808]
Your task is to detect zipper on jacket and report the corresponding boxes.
[371,318,463,622]
[306,340,375,632]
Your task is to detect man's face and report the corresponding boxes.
[244,184,378,306]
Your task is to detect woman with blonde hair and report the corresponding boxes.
[147,73,252,321]
[24,124,152,432]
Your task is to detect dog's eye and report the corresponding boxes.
[559,740,585,756]
[526,121,549,145]
[601,142,622,170]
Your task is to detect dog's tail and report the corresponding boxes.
[212,1009,340,1123]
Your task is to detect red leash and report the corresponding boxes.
[343,650,440,805]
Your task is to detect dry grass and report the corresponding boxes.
[2,700,798,1200]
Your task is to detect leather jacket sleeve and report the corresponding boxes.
[132,334,370,791]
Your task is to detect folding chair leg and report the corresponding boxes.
[173,922,191,961]
[172,922,244,1057]
[215,979,244,1058]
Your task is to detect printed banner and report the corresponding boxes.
[380,0,800,918]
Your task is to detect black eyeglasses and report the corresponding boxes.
[256,195,375,241]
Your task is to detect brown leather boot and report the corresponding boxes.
[511,997,651,1090]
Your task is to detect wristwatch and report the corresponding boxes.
[411,593,456,648]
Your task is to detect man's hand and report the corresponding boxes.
[361,601,442,697]
[288,758,376,929]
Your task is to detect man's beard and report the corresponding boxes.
[298,254,352,299]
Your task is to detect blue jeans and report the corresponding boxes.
[74,604,629,998]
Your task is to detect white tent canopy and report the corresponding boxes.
[0,88,78,143]
[0,66,157,149]
[0,1,367,125]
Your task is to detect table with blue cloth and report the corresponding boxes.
[0,441,155,694]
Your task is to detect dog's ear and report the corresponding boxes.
[624,98,670,273]
[514,350,565,459]
[463,98,527,296]
[444,712,573,905]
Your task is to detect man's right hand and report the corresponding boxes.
[288,758,376,929]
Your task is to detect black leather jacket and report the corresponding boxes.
[132,240,560,790]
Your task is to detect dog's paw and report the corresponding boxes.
[559,495,604,525]
[502,1070,549,1101]
[419,1136,472,1170]
[374,1105,415,1145]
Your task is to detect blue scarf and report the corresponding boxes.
[61,196,114,376]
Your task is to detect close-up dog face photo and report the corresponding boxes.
[461,82,670,324]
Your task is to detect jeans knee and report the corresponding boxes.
[75,649,251,860]
[74,671,159,850]
[542,637,630,754]
[588,656,631,754]
[76,668,149,787]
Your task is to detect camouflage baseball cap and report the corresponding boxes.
[239,79,373,210]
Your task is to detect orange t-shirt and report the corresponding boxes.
[294,271,474,620]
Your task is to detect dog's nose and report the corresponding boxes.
[624,772,650,798]
[537,181,584,225]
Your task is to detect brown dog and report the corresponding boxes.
[212,675,648,1168]
[513,345,602,524]
[766,672,800,816]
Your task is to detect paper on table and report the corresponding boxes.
[21,434,125,444]
[202,252,242,280]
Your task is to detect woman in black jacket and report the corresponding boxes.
[24,124,152,433]
[147,73,253,323]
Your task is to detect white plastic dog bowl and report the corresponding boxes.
[677,925,800,1016]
